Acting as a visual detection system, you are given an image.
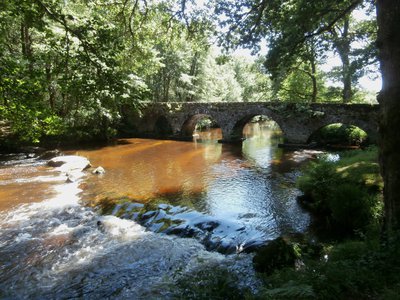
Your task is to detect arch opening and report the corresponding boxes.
[232,115,283,145]
[181,114,221,142]
[308,123,369,148]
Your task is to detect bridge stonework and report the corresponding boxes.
[121,102,379,144]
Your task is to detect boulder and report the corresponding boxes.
[253,237,300,274]
[48,156,91,183]
[65,171,79,183]
[48,156,91,172]
[48,160,66,167]
[40,149,63,160]
[92,166,105,174]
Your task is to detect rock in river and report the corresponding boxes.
[48,156,92,182]
[92,166,105,174]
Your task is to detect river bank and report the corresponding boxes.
[0,153,262,298]
[1,133,393,299]
[0,124,303,297]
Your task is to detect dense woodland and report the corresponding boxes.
[0,0,378,144]
[1,0,400,298]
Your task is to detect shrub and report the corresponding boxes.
[328,184,382,233]
[173,267,248,299]
[311,123,368,146]
[253,237,300,274]
[296,160,341,215]
[297,148,383,236]
[256,238,400,300]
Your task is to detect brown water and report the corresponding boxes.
[76,125,294,203]
[0,123,317,298]
[0,156,60,211]
[65,124,311,250]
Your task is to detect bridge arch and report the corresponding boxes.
[227,107,287,142]
[137,108,177,137]
[181,113,219,137]
[308,122,371,146]
[306,116,378,145]
[231,115,283,140]
[125,102,379,144]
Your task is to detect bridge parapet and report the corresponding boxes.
[121,102,379,144]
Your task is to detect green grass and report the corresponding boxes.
[254,236,400,300]
[335,147,382,190]
[251,146,400,299]
[296,146,383,236]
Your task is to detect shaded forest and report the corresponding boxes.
[0,0,378,144]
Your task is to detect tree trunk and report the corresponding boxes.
[376,0,400,232]
[46,62,56,111]
[342,68,352,103]
[310,55,317,103]
[20,20,33,72]
[332,17,353,103]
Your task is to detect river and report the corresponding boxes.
[0,122,317,298]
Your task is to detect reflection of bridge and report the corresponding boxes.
[122,102,379,144]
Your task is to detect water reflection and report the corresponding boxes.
[0,122,314,298]
[76,122,310,244]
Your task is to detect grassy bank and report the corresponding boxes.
[252,147,400,299]
[297,147,383,237]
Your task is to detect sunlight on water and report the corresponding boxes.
[0,122,321,298]
[0,157,259,298]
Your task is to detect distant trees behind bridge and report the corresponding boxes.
[0,0,378,145]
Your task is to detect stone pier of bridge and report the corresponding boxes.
[121,102,379,144]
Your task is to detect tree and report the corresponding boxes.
[216,0,377,104]
[216,0,400,231]
[195,48,271,102]
[271,39,326,103]
[326,8,377,103]
[0,0,215,142]
[196,47,243,102]
[376,0,400,232]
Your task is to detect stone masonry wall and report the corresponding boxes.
[121,102,379,144]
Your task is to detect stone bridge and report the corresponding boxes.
[121,102,379,144]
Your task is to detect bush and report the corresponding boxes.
[0,104,65,145]
[297,148,383,236]
[328,184,382,233]
[256,238,400,300]
[253,237,300,274]
[173,267,248,300]
[296,160,341,215]
[311,123,368,146]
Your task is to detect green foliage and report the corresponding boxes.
[253,237,300,274]
[0,104,64,144]
[173,266,249,300]
[297,147,383,235]
[216,0,378,103]
[297,160,340,214]
[195,48,271,102]
[328,184,382,232]
[256,237,400,300]
[262,281,315,299]
[311,123,368,146]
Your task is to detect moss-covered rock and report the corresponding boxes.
[253,237,300,274]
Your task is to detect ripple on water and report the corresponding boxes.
[0,126,318,298]
[0,155,261,299]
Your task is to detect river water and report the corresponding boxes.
[0,123,316,298]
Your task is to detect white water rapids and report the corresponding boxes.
[0,156,259,299]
